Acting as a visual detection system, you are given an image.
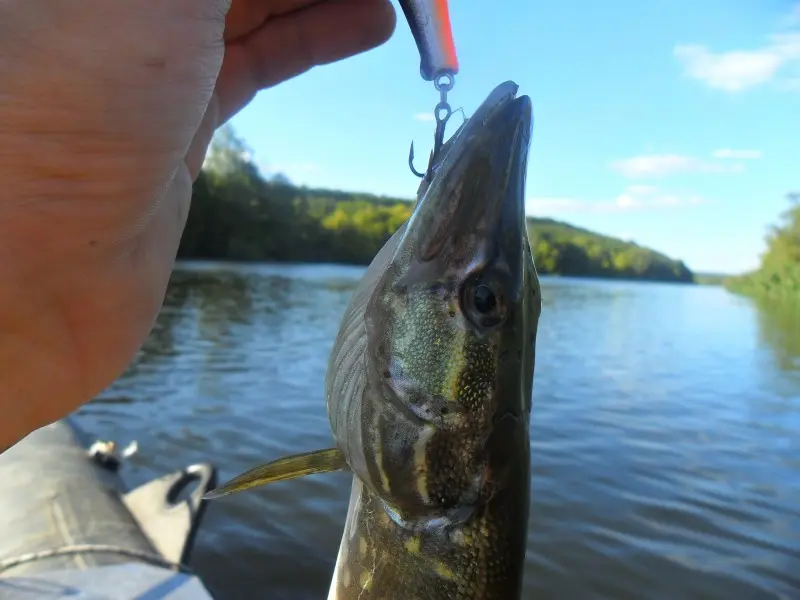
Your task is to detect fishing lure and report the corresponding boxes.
[400,0,460,180]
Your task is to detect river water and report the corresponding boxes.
[77,261,800,600]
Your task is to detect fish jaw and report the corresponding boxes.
[396,82,533,298]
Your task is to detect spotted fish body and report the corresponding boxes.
[325,81,542,600]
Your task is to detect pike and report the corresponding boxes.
[205,80,542,599]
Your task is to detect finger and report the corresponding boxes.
[185,92,221,180]
[225,0,325,41]
[216,0,395,123]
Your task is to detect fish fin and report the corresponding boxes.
[203,447,347,500]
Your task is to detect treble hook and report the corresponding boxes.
[408,73,456,179]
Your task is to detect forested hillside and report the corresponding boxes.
[178,127,694,284]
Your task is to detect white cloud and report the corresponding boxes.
[673,44,783,91]
[609,153,742,178]
[413,112,435,122]
[528,186,703,215]
[673,14,800,92]
[613,185,703,209]
[712,148,763,159]
[611,154,696,177]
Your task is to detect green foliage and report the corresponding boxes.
[725,193,800,300]
[694,273,728,286]
[527,219,693,282]
[178,128,695,283]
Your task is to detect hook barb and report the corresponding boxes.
[407,84,457,180]
[408,141,426,178]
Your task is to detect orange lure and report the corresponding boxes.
[399,0,460,82]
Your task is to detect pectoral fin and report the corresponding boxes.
[204,447,347,500]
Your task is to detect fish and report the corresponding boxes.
[399,0,459,82]
[205,80,542,600]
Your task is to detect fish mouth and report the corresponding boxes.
[398,81,533,289]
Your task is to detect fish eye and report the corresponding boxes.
[462,275,507,328]
[473,285,497,314]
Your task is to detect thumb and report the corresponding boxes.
[186,92,222,180]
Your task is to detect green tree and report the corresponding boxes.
[725,193,800,300]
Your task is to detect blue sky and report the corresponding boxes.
[225,0,800,274]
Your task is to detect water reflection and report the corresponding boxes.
[753,297,800,376]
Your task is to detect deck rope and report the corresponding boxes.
[0,544,193,575]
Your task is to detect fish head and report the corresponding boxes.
[359,82,542,524]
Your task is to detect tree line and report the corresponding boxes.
[725,193,799,300]
[177,126,695,284]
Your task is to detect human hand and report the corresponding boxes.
[0,0,395,449]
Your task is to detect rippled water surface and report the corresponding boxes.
[78,261,800,600]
